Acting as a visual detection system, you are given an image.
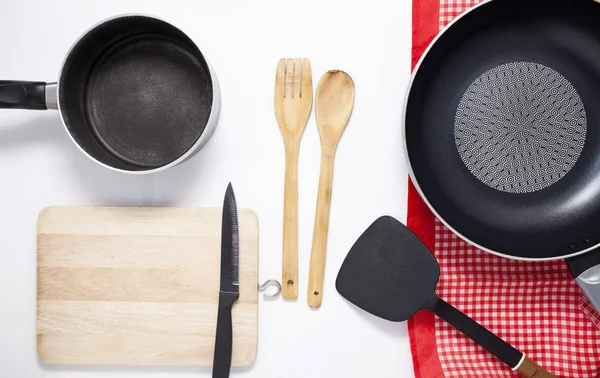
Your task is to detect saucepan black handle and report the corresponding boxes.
[566,249,600,314]
[0,81,47,110]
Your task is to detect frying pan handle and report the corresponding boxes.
[566,250,600,314]
[0,81,48,110]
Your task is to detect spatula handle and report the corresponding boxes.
[431,297,555,377]
[308,152,336,308]
[282,145,300,299]
[517,357,556,378]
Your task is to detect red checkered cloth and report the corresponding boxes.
[406,0,600,377]
[434,220,600,377]
[439,0,480,28]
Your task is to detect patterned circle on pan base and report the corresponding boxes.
[454,61,587,194]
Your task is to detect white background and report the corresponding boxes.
[0,0,413,377]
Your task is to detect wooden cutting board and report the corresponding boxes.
[36,206,258,366]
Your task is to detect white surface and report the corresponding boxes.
[0,1,413,377]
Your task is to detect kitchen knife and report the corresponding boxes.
[213,183,240,378]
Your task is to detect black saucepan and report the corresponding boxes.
[404,0,600,312]
[0,15,220,173]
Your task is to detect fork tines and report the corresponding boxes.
[277,58,312,99]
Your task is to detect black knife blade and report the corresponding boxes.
[213,183,240,378]
[220,183,240,294]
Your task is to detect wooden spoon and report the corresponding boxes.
[307,70,355,308]
[275,58,313,299]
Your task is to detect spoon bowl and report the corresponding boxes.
[315,70,355,151]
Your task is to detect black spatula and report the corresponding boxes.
[335,216,554,378]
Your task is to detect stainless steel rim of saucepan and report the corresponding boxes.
[401,0,600,262]
[52,13,221,175]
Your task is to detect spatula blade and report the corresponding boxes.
[335,216,440,322]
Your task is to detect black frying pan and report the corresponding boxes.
[404,0,600,312]
[0,15,220,173]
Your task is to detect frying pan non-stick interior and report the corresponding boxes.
[60,16,213,170]
[405,0,600,259]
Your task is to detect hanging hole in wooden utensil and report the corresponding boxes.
[314,291,319,296]
[287,280,294,286]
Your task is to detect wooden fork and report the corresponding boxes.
[274,58,313,299]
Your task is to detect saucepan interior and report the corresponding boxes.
[58,15,218,172]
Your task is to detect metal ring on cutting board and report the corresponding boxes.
[258,279,282,299]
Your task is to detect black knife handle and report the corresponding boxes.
[213,291,239,378]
